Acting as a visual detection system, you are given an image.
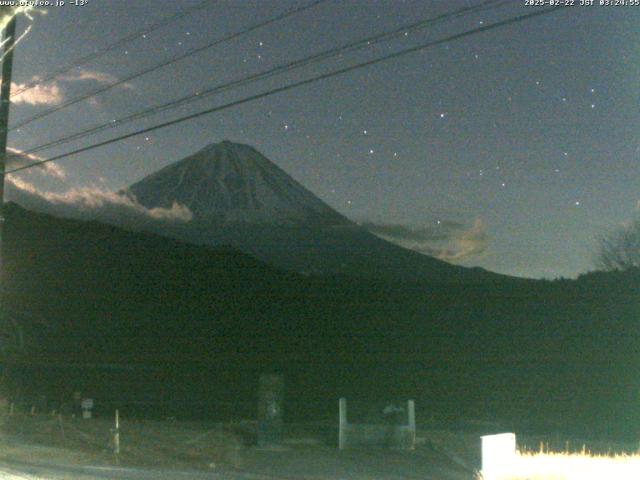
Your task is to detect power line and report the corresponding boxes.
[8,0,329,133]
[5,5,570,177]
[61,0,511,140]
[6,0,510,163]
[10,0,214,99]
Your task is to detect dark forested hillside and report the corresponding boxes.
[2,204,638,439]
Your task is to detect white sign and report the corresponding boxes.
[481,432,516,480]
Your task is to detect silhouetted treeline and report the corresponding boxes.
[2,204,638,440]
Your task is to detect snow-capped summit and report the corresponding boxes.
[126,141,348,226]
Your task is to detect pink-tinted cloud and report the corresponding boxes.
[5,176,193,223]
[11,82,63,106]
[365,217,489,262]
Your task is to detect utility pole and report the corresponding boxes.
[0,12,17,270]
[0,12,16,214]
[0,11,17,414]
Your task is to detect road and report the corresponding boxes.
[0,448,475,480]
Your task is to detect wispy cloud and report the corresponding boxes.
[6,147,66,179]
[364,218,489,262]
[11,81,63,106]
[5,146,189,224]
[11,68,132,106]
[58,69,119,85]
[5,176,192,224]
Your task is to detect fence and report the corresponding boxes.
[338,398,416,449]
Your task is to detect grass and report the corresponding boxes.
[477,446,640,480]
[1,413,244,471]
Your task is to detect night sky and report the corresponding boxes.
[5,0,639,279]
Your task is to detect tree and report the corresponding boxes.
[595,219,640,271]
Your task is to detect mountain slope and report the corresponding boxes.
[125,141,506,284]
[127,140,348,226]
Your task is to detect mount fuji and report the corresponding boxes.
[127,140,348,227]
[124,141,503,283]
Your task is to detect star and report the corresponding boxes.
[363,130,368,135]
[439,113,446,118]
[369,149,374,154]
[590,104,595,109]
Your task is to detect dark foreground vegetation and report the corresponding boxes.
[2,204,638,440]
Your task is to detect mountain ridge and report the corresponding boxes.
[2,202,638,438]
[126,140,349,227]
[124,140,508,284]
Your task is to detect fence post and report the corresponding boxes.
[338,397,347,450]
[113,409,120,462]
[407,400,416,450]
[257,374,284,447]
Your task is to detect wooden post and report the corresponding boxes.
[113,409,120,458]
[57,413,65,441]
[257,374,284,447]
[338,397,347,450]
[407,400,416,450]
